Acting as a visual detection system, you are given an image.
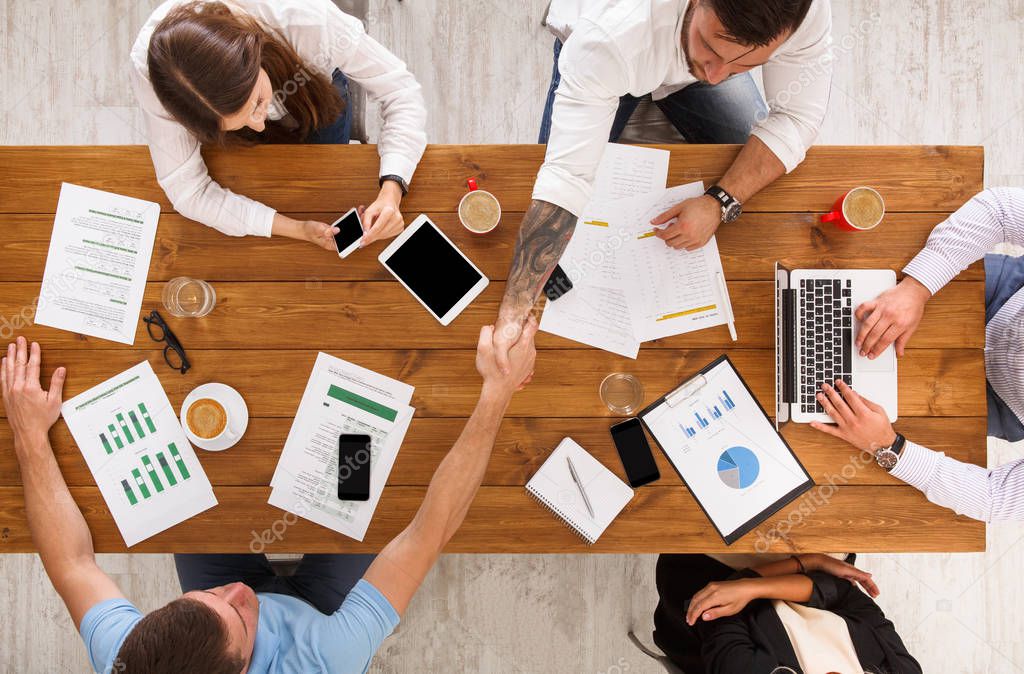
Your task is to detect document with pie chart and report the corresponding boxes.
[640,356,812,544]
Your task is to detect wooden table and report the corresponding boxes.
[0,145,985,553]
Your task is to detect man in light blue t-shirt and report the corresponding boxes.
[1,319,538,673]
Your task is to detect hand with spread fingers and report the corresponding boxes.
[1,336,66,447]
[651,195,721,251]
[854,276,931,359]
[810,379,896,453]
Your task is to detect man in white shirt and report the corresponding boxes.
[811,188,1024,522]
[493,0,832,367]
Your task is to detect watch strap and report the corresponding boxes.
[379,174,409,196]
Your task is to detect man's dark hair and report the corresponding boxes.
[705,0,814,47]
[114,598,245,674]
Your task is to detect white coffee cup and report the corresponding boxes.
[458,178,501,234]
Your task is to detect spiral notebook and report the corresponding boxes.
[526,437,635,544]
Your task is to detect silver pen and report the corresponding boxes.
[567,456,595,518]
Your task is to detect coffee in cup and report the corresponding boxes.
[458,178,501,234]
[186,398,228,440]
[821,186,885,232]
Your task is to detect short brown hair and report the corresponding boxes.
[114,598,245,674]
[706,0,813,47]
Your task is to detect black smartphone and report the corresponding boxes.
[543,263,573,301]
[337,433,371,501]
[333,208,364,259]
[610,418,660,488]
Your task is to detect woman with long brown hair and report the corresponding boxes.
[129,0,426,250]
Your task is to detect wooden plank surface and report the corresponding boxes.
[0,144,986,553]
[0,485,984,553]
[0,280,985,350]
[0,145,982,214]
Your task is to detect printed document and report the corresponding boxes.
[542,144,668,357]
[34,183,159,344]
[269,353,415,541]
[62,361,217,547]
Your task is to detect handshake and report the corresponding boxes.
[475,315,539,400]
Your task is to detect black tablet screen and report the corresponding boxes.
[386,222,482,317]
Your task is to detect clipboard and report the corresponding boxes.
[638,354,813,545]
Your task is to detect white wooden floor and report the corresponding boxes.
[3,1,1024,671]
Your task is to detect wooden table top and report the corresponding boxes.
[0,144,985,553]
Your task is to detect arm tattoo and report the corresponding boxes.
[500,199,577,322]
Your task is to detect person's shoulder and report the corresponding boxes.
[242,0,362,34]
[129,0,180,73]
[80,599,144,674]
[782,0,833,51]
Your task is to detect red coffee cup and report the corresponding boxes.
[821,186,885,232]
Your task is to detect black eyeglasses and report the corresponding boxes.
[143,310,191,374]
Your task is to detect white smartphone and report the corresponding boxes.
[378,215,489,325]
[332,208,363,259]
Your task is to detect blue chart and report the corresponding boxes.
[717,446,760,489]
[680,389,740,438]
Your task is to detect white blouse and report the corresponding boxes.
[129,0,428,237]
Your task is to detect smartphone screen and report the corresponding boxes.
[337,434,371,501]
[333,209,363,257]
[610,418,660,488]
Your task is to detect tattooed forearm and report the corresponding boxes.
[499,199,577,324]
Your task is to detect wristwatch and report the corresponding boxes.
[379,174,409,197]
[873,433,906,472]
[705,185,742,224]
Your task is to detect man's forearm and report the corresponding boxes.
[718,136,786,204]
[15,436,96,581]
[498,199,577,325]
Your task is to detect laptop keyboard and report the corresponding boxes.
[799,279,854,413]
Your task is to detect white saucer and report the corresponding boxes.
[180,383,249,451]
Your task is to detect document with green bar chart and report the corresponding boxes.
[269,352,415,541]
[34,183,159,344]
[61,361,217,546]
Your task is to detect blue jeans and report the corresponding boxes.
[174,553,375,616]
[304,68,353,145]
[539,39,767,144]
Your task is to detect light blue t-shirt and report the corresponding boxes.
[79,579,399,674]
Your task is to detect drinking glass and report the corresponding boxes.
[162,277,216,318]
[600,373,645,415]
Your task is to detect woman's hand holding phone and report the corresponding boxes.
[360,181,406,246]
[271,213,340,251]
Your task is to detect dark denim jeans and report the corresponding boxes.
[539,39,768,144]
[305,68,353,145]
[174,553,375,616]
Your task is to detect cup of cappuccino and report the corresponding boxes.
[458,178,501,234]
[186,397,238,443]
[821,187,885,232]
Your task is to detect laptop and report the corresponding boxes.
[774,262,898,426]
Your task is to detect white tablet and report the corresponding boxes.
[379,215,489,325]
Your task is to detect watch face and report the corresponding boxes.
[875,449,898,471]
[722,202,742,223]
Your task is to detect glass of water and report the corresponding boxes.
[600,373,645,415]
[162,277,216,318]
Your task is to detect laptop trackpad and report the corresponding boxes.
[856,347,896,373]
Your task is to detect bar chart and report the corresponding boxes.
[119,443,192,506]
[679,389,739,438]
[99,403,157,454]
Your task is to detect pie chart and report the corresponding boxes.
[717,446,759,489]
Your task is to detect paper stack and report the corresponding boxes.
[269,352,415,541]
[540,144,735,358]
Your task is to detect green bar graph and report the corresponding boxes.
[108,424,124,449]
[116,413,134,443]
[168,442,190,480]
[139,403,156,433]
[100,433,113,454]
[131,468,151,499]
[157,452,177,486]
[141,455,164,493]
[121,479,138,506]
[128,410,145,439]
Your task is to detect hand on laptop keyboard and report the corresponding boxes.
[854,276,931,358]
[809,380,896,453]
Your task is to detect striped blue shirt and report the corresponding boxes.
[895,187,1024,521]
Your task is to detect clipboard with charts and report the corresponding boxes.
[638,355,813,545]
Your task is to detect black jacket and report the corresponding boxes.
[654,555,922,674]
